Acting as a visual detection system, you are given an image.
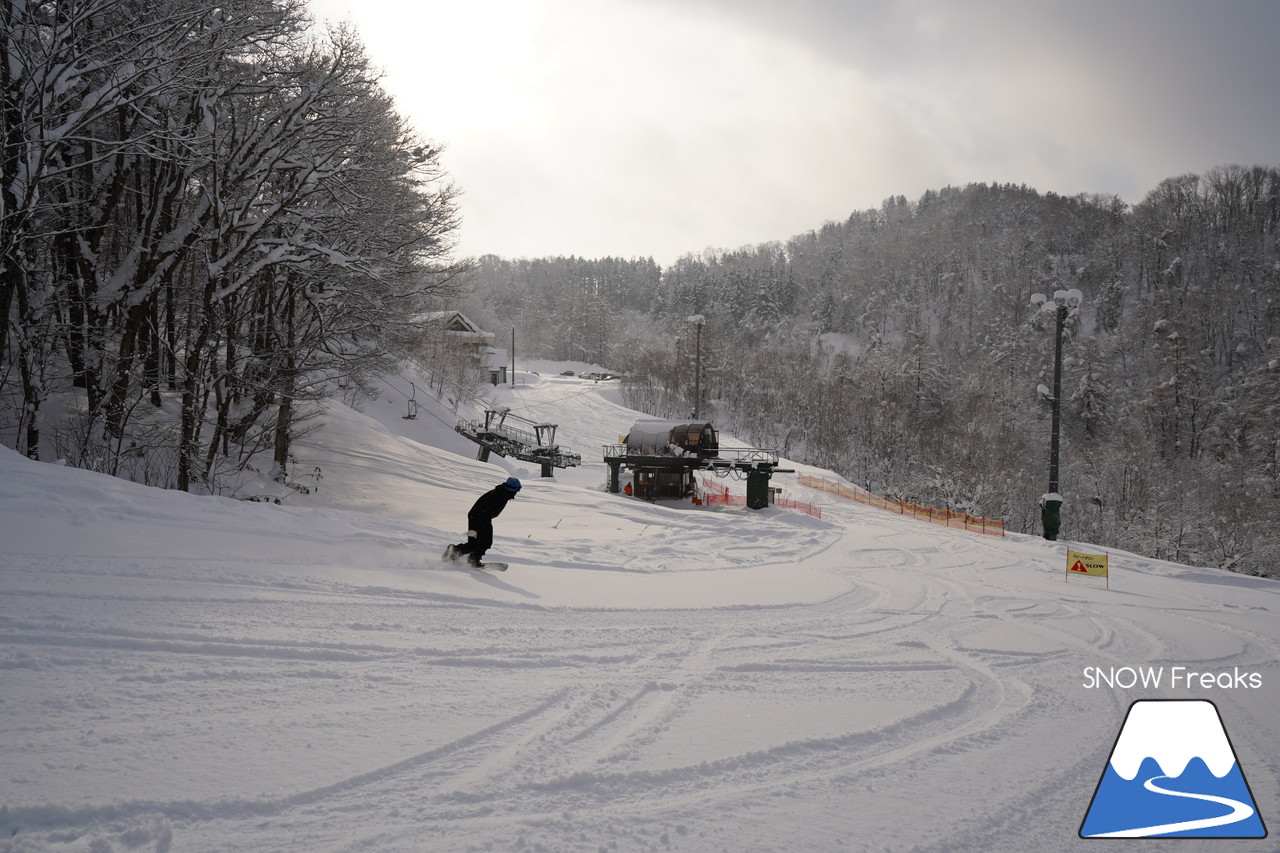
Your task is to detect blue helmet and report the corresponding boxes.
[502,477,522,493]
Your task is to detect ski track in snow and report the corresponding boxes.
[2,371,1278,852]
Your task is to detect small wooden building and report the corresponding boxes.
[412,311,508,385]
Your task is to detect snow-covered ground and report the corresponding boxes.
[2,364,1277,852]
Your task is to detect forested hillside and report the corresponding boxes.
[0,0,464,491]
[461,168,1280,577]
[3,0,1273,583]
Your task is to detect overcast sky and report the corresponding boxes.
[305,0,1280,265]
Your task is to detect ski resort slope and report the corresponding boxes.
[1,366,1277,852]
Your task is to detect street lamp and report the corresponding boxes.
[1033,288,1082,541]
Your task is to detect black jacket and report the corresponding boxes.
[468,486,516,522]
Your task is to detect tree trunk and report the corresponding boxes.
[13,265,40,459]
[273,285,298,475]
[104,299,151,441]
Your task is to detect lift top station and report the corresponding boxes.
[604,420,790,509]
[456,408,582,477]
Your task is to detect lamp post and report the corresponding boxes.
[1034,288,1082,541]
[689,315,705,420]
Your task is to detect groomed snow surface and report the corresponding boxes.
[2,365,1277,852]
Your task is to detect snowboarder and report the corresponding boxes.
[444,477,521,568]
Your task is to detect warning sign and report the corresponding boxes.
[1067,549,1109,586]
[1068,550,1108,576]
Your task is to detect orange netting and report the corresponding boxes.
[698,478,822,519]
[797,474,1004,537]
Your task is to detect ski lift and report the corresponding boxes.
[404,382,420,420]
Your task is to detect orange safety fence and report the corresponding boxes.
[797,473,1004,537]
[698,478,822,520]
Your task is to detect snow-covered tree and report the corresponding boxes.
[1,0,464,490]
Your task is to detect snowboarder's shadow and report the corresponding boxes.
[466,569,540,600]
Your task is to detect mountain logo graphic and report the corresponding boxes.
[1080,699,1267,838]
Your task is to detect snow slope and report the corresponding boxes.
[2,365,1277,852]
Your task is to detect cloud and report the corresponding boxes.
[308,0,1280,263]
[410,0,905,261]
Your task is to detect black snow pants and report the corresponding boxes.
[454,514,493,564]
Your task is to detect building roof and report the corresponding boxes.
[411,311,494,345]
[413,310,485,333]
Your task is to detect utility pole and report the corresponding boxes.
[689,315,705,420]
[1037,288,1082,541]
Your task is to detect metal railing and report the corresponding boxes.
[602,444,780,470]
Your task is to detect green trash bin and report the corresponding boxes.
[1041,495,1063,541]
[747,470,771,509]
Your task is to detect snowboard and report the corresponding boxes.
[441,544,508,571]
